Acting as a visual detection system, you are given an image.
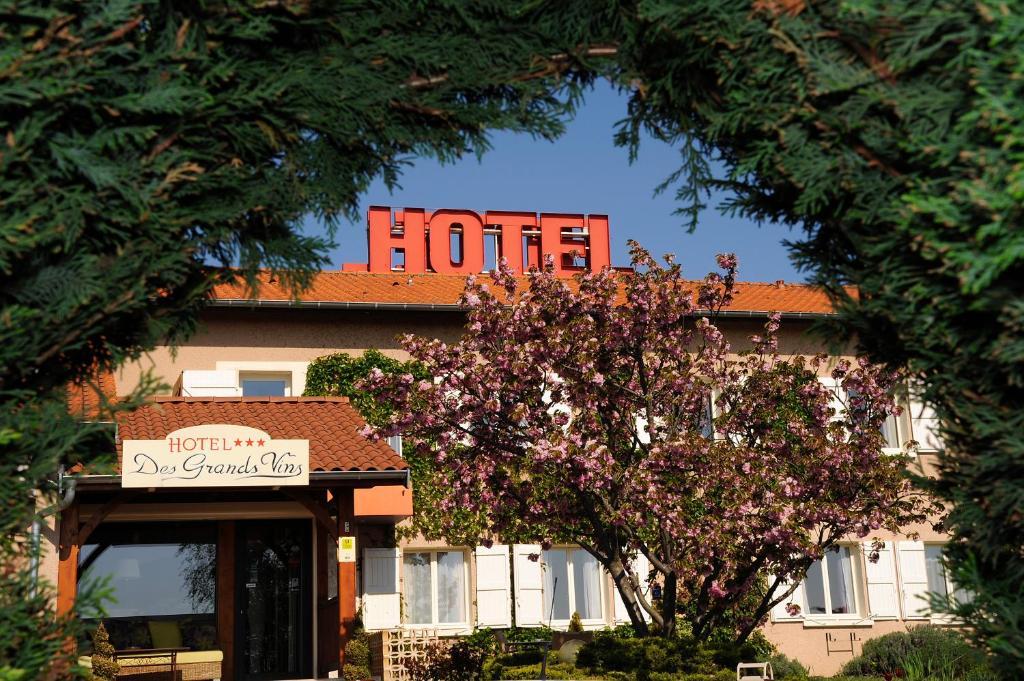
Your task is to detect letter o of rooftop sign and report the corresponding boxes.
[427,209,485,274]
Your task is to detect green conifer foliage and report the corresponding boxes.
[597,1,1024,672]
[0,2,595,676]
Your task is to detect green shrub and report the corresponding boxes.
[344,637,370,668]
[667,671,735,681]
[841,626,987,677]
[90,623,119,681]
[342,633,371,680]
[485,660,587,679]
[608,623,638,639]
[504,625,555,643]
[576,632,740,676]
[809,676,885,681]
[342,663,367,681]
[767,652,809,679]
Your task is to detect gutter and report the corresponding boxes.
[208,298,834,320]
[68,468,410,487]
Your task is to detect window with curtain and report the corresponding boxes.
[402,550,467,626]
[542,548,603,623]
[802,546,858,616]
[925,544,972,607]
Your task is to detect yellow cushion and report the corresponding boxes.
[178,650,223,664]
[116,650,222,666]
[147,620,183,649]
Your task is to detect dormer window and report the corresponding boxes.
[240,372,291,397]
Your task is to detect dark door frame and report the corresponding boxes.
[234,519,313,681]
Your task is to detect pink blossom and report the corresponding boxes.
[363,244,927,636]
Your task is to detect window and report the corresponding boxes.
[387,434,403,455]
[78,522,217,651]
[802,546,858,616]
[925,545,971,607]
[847,387,911,451]
[402,550,467,626]
[542,548,603,622]
[240,372,291,397]
[700,395,715,439]
[880,406,911,450]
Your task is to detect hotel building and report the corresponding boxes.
[51,208,954,679]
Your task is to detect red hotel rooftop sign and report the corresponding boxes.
[343,206,611,276]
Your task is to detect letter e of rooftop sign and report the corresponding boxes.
[367,206,427,273]
[427,209,485,274]
[540,213,590,272]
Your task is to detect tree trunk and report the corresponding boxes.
[661,569,678,637]
[607,557,651,636]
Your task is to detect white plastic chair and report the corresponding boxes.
[737,661,774,681]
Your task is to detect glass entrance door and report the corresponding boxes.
[236,520,312,680]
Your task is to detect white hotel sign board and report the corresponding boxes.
[122,424,309,488]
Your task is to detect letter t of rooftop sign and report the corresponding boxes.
[367,206,427,273]
[485,211,537,274]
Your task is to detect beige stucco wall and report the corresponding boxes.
[116,307,846,397]
[764,617,957,677]
[117,308,466,395]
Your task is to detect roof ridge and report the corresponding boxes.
[151,396,350,403]
[230,269,836,289]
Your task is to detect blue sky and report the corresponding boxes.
[305,81,804,283]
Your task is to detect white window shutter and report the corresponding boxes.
[863,542,899,619]
[475,544,512,628]
[897,541,930,619]
[613,553,652,624]
[770,576,805,622]
[362,548,401,630]
[179,370,241,397]
[512,544,544,627]
[818,377,845,421]
[908,393,943,452]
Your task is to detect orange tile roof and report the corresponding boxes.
[210,271,839,315]
[116,397,407,473]
[67,370,118,420]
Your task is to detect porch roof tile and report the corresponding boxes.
[116,397,407,472]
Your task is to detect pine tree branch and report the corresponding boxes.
[403,45,618,89]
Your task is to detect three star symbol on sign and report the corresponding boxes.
[233,438,266,447]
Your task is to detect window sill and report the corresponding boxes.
[799,615,874,628]
[402,623,473,634]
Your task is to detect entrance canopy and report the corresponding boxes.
[115,396,407,476]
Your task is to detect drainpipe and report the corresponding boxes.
[56,464,77,512]
[30,466,77,593]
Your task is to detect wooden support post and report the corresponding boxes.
[337,488,356,668]
[217,521,236,681]
[316,511,339,678]
[56,503,79,619]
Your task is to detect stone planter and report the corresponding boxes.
[551,630,594,651]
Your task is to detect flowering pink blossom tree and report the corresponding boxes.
[362,245,929,640]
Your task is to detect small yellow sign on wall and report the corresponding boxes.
[338,536,356,563]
